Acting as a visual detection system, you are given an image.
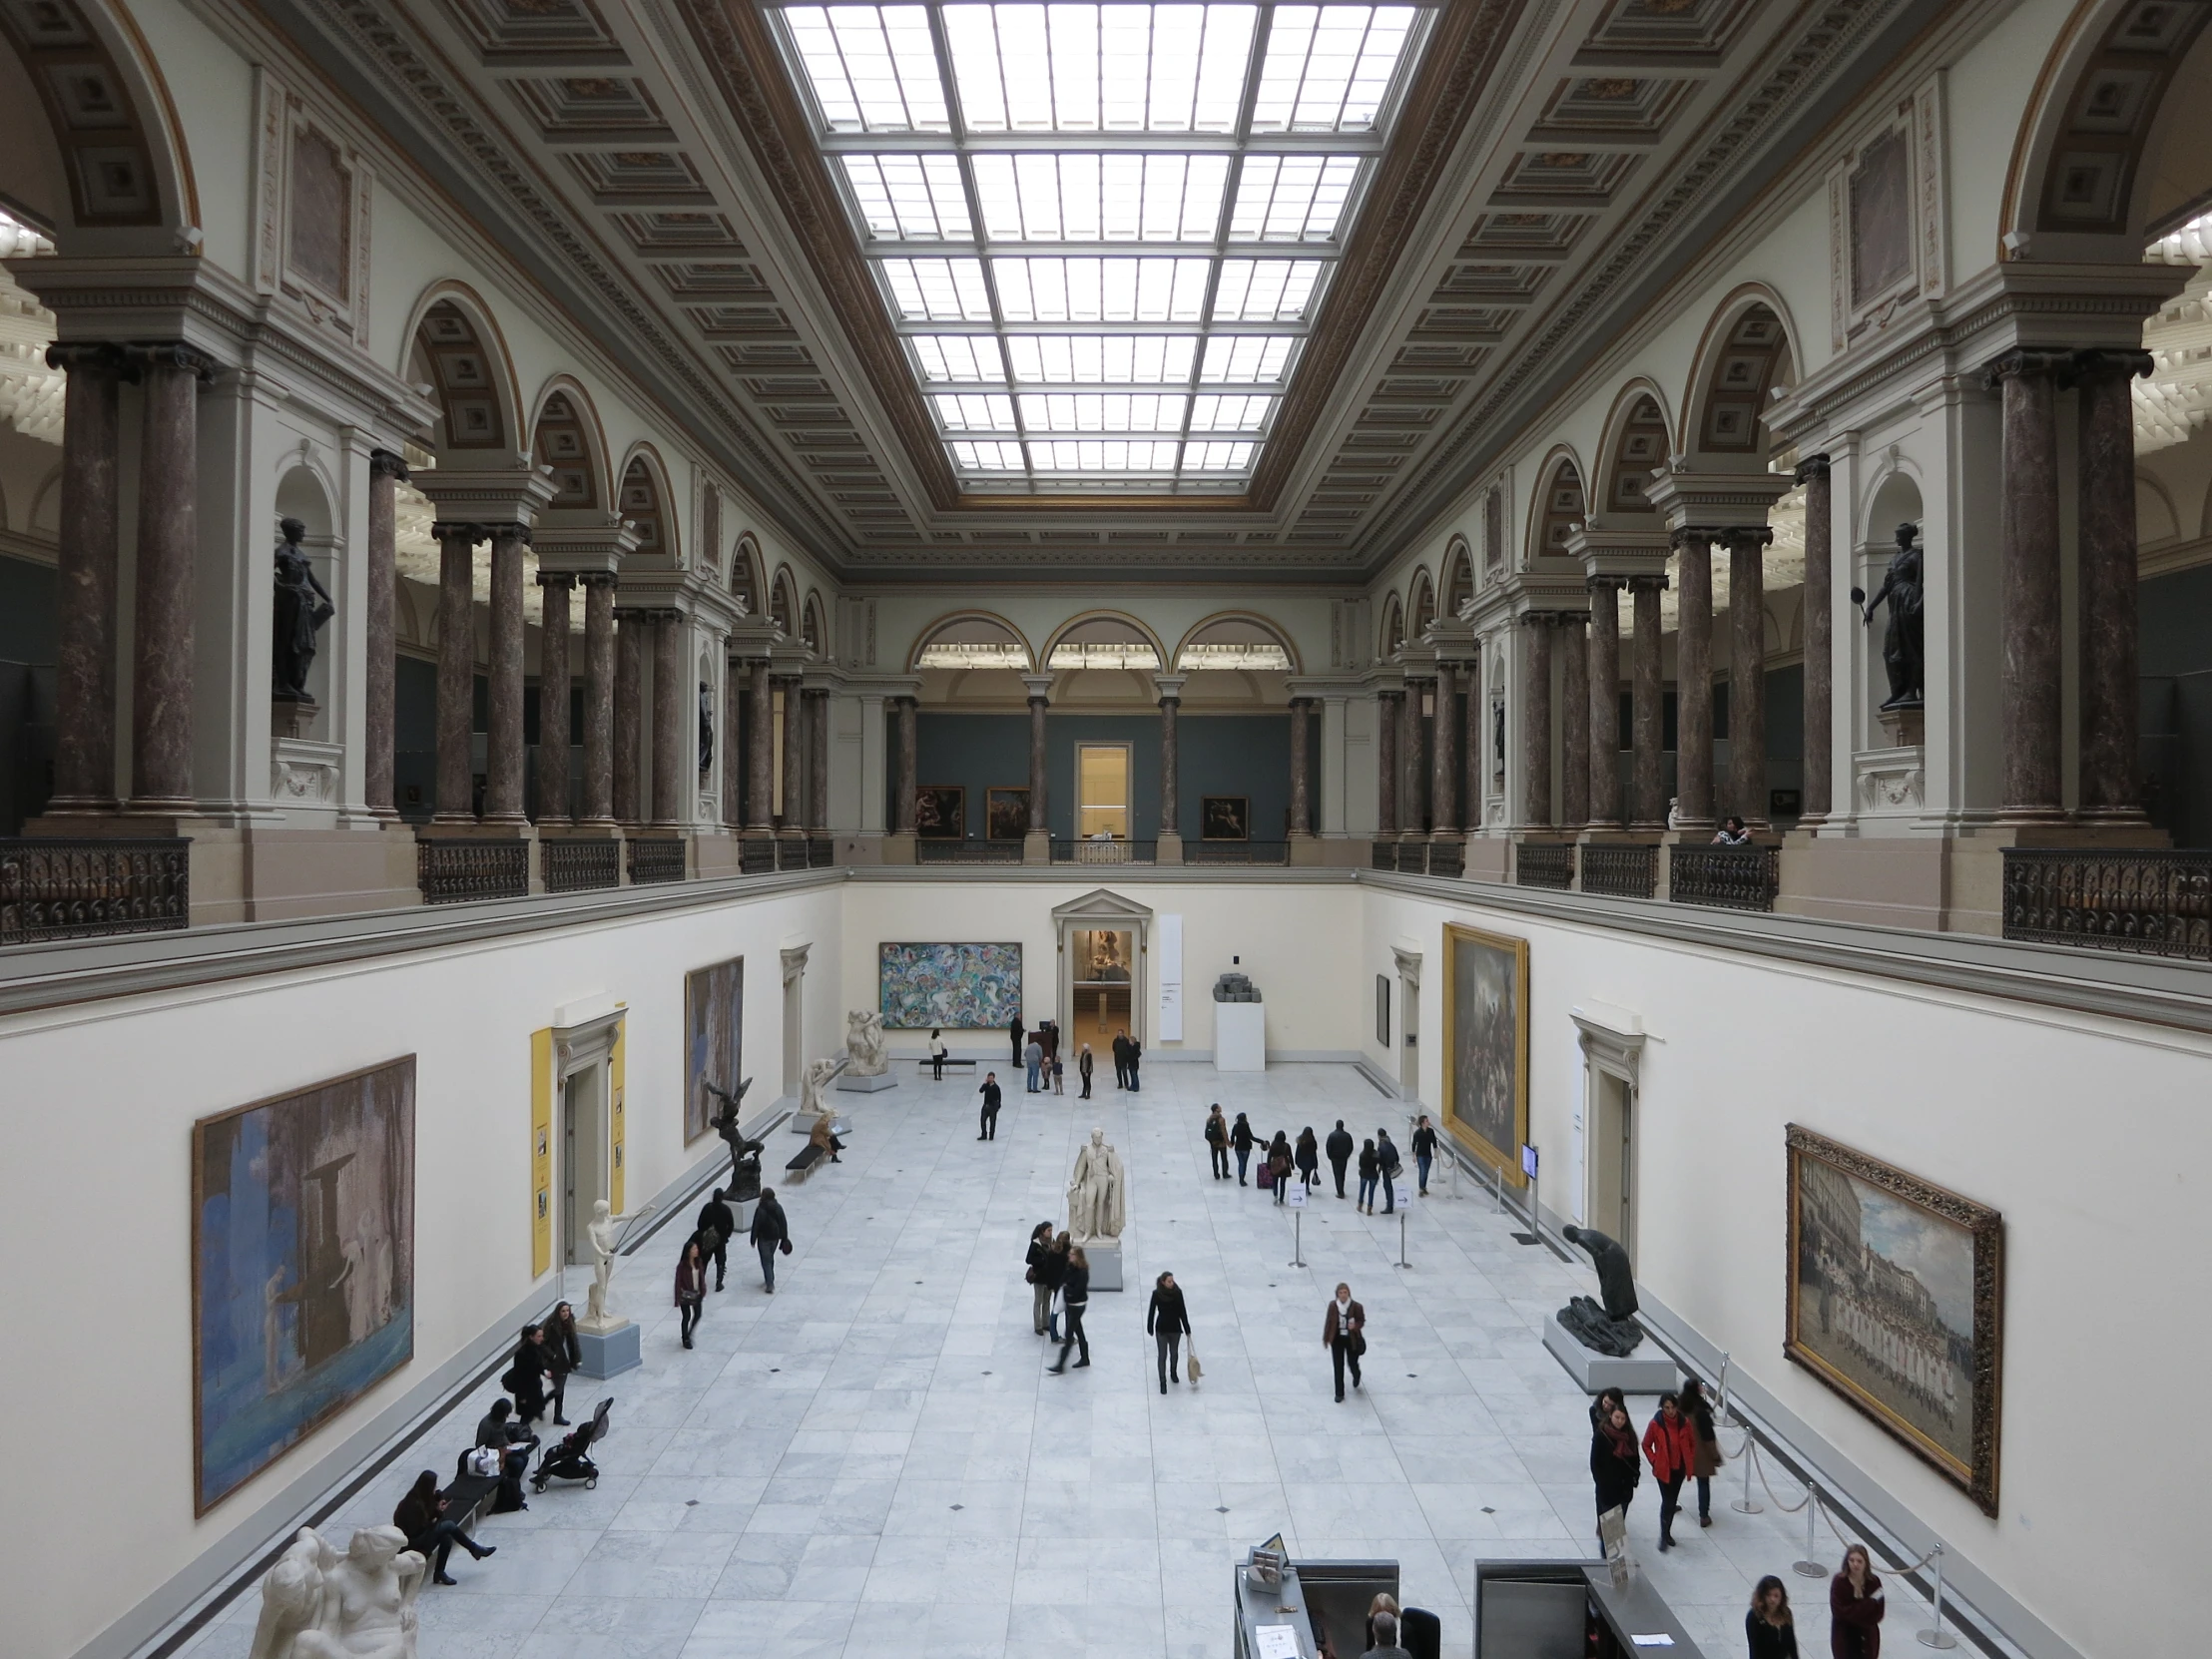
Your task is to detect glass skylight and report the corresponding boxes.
[775,2,1432,491]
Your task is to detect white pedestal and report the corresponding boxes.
[836,1069,899,1093]
[1085,1240,1123,1291]
[1542,1314,1679,1394]
[1215,1002,1266,1071]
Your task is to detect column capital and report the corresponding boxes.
[483,520,531,545]
[369,447,412,482]
[534,568,577,589]
[1019,673,1054,702]
[1151,673,1186,703]
[578,570,620,590]
[124,340,219,381]
[429,520,490,545]
[1626,572,1671,595]
[1793,452,1831,485]
[2069,346,2154,384]
[44,340,130,378]
[1980,346,2074,389]
[1586,573,1626,594]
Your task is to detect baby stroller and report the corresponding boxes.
[531,1396,612,1492]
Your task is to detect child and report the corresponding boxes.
[1051,1054,1065,1095]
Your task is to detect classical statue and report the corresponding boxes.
[1853,522,1925,711]
[584,1198,639,1327]
[698,681,715,775]
[705,1078,761,1199]
[800,1054,845,1119]
[844,1009,889,1077]
[1558,1225,1643,1357]
[1066,1127,1127,1244]
[248,1525,425,1659]
[273,517,334,702]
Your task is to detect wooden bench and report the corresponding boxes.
[914,1055,977,1072]
[784,1141,827,1179]
[441,1469,503,1532]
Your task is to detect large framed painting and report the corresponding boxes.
[193,1058,416,1515]
[985,786,1029,841]
[685,955,744,1143]
[1441,922,1528,1182]
[914,785,964,838]
[880,942,1022,1029]
[1202,795,1250,840]
[1786,1127,2004,1514]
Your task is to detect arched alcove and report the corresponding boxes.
[274,466,338,723]
[529,380,610,514]
[1529,452,1586,563]
[1682,293,1798,461]
[1596,387,1671,521]
[1379,591,1404,658]
[1440,538,1473,618]
[405,289,523,460]
[617,447,678,564]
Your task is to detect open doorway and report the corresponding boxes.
[1072,926,1134,1042]
[562,1064,607,1269]
[1077,744,1131,840]
[1588,1071,1635,1251]
[781,944,809,1102]
[1395,949,1420,1099]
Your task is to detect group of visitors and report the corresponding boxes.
[1205,1109,1429,1215]
[675,1184,792,1343]
[499,1305,582,1429]
[1024,1221,1093,1373]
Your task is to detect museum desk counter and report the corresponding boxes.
[1474,1559,1707,1659]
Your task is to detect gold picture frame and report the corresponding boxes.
[1440,922,1529,1183]
[1785,1126,2004,1515]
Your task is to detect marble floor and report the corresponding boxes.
[180,1062,1948,1659]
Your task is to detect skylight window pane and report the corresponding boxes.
[784,6,949,132]
[992,257,1209,319]
[1018,391,1188,431]
[952,439,1027,469]
[934,391,1019,430]
[968,154,1228,243]
[879,258,994,320]
[945,4,1258,133]
[1189,392,1274,432]
[1031,438,1181,471]
[1185,440,1255,470]
[908,334,1009,384]
[1200,334,1296,383]
[1211,258,1327,320]
[843,155,973,240]
[1006,333,1196,384]
[1229,155,1361,241]
[1251,5,1416,133]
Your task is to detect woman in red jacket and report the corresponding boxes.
[1828,1543,1885,1659]
[1641,1391,1697,1550]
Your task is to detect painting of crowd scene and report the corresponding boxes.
[1442,923,1528,1180]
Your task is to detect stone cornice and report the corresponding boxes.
[415,466,560,529]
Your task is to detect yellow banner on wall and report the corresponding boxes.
[610,1010,627,1214]
[530,1027,554,1278]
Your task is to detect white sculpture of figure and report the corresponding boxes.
[248,1529,332,1659]
[844,1009,889,1076]
[250,1526,424,1659]
[800,1055,843,1118]
[1066,1127,1127,1244]
[584,1198,635,1328]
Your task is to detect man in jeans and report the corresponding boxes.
[1410,1115,1439,1196]
[749,1186,789,1294]
[1376,1127,1402,1214]
[1024,1035,1044,1093]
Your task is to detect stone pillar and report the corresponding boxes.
[1672,530,1716,830]
[128,344,213,812]
[482,525,529,827]
[1727,527,1774,830]
[43,344,124,813]
[364,449,406,820]
[1289,696,1313,836]
[1584,578,1623,830]
[1630,576,1666,830]
[892,695,917,831]
[748,659,775,833]
[1520,615,1554,828]
[1559,615,1589,828]
[2076,348,2154,822]
[1796,456,1833,828]
[779,673,805,837]
[579,576,617,827]
[614,610,644,825]
[1376,689,1400,836]
[430,521,484,824]
[1022,673,1051,860]
[1464,658,1484,833]
[722,657,743,828]
[1428,666,1457,835]
[1986,349,2069,822]
[1156,677,1183,858]
[536,573,573,824]
[806,688,830,832]
[1399,677,1428,836]
[651,611,684,829]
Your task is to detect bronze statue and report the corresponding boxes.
[698,681,715,774]
[705,1078,761,1200]
[1853,522,1924,711]
[1559,1224,1644,1357]
[273,517,334,702]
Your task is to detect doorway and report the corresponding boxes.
[1397,960,1420,1098]
[562,1065,607,1268]
[1589,1072,1635,1250]
[1073,926,1134,1042]
[781,945,808,1101]
[1077,744,1131,840]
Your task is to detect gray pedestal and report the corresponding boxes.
[1085,1240,1123,1291]
[575,1319,641,1379]
[836,1070,898,1093]
[1543,1313,1678,1393]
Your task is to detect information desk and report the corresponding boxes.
[1234,1556,1399,1659]
[1474,1559,1707,1659]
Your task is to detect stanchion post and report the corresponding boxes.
[1732,1434,1764,1514]
[1716,1352,1732,1419]
[1397,1209,1409,1269]
[1290,1209,1305,1269]
[1793,1482,1826,1578]
[1492,1159,1503,1213]
[1916,1544,1957,1650]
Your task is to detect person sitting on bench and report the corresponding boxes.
[474,1398,537,1513]
[394,1469,495,1585]
[809,1113,844,1164]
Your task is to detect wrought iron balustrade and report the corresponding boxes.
[739,837,778,874]
[417,838,527,904]
[1188,839,1290,865]
[2001,847,2212,961]
[1371,839,1395,870]
[807,835,834,868]
[1515,841,1575,889]
[540,836,618,893]
[1669,844,1780,911]
[916,838,1025,864]
[627,836,686,885]
[1581,842,1658,900]
[1052,838,1156,864]
[0,837,190,944]
[1425,838,1464,878]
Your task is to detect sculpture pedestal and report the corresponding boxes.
[574,1318,641,1379]
[1216,1002,1266,1071]
[1084,1240,1123,1291]
[1542,1314,1677,1394]
[836,1069,898,1093]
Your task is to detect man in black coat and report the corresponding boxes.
[749,1187,790,1294]
[1009,1012,1025,1065]
[1326,1120,1355,1199]
[977,1070,1003,1140]
[1111,1030,1131,1089]
[697,1188,737,1291]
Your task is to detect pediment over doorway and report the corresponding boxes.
[1050,888,1153,923]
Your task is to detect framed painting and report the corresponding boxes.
[913,785,964,838]
[1201,795,1250,840]
[685,955,743,1143]
[985,786,1030,841]
[193,1058,416,1514]
[1441,922,1528,1182]
[1375,973,1390,1046]
[1786,1126,2003,1514]
[880,942,1022,1029]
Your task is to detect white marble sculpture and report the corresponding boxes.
[800,1055,844,1118]
[844,1008,890,1076]
[583,1198,636,1328]
[1066,1127,1127,1244]
[247,1525,424,1659]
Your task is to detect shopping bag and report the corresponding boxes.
[1185,1342,1203,1385]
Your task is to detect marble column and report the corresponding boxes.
[579,575,617,827]
[1559,615,1589,828]
[430,521,484,824]
[128,344,213,812]
[1399,677,1428,835]
[1796,456,1833,827]
[364,449,406,820]
[1630,575,1666,830]
[652,611,684,829]
[1157,682,1181,844]
[1289,696,1313,836]
[723,658,744,828]
[43,344,124,813]
[1986,349,2069,821]
[806,688,830,832]
[779,674,804,836]
[1376,690,1400,836]
[2076,348,2154,822]
[748,660,775,833]
[614,610,644,825]
[536,574,573,824]
[893,695,917,832]
[482,525,529,827]
[1672,530,1716,830]
[1428,666,1457,835]
[1585,578,1623,830]
[1025,678,1049,834]
[1463,658,1483,832]
[1521,615,1553,828]
[1728,527,1773,830]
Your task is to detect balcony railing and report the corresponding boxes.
[1187,839,1290,865]
[0,837,190,944]
[917,838,1025,864]
[1395,841,1426,874]
[1670,844,1780,912]
[541,836,618,893]
[418,838,527,904]
[1371,839,1396,870]
[1582,842,1658,900]
[1426,838,1464,878]
[628,836,686,885]
[740,837,778,874]
[1052,838,1156,864]
[807,835,835,869]
[1516,841,1575,889]
[2002,846,2212,961]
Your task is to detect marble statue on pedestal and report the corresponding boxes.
[247,1525,424,1659]
[584,1199,637,1328]
[1066,1127,1127,1244]
[844,1009,890,1076]
[1558,1225,1644,1357]
[800,1055,845,1118]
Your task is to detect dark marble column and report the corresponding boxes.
[723,658,744,828]
[2076,348,2154,822]
[1728,527,1774,830]
[579,575,616,827]
[748,659,775,833]
[1672,530,1716,830]
[806,688,830,832]
[1521,615,1553,828]
[482,524,529,827]
[1559,615,1589,827]
[1630,575,1666,830]
[1428,666,1457,835]
[1796,456,1833,827]
[614,610,644,825]
[893,695,917,832]
[1585,578,1623,830]
[1464,657,1483,831]
[364,449,406,820]
[1986,349,2070,821]
[651,611,684,828]
[44,344,124,813]
[1399,677,1428,835]
[536,573,573,825]
[128,344,214,812]
[1025,682,1049,833]
[1376,690,1400,836]
[430,521,485,824]
[1158,687,1180,839]
[780,674,805,837]
[1289,696,1313,836]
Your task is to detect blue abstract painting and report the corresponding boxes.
[686,956,744,1143]
[879,943,1023,1030]
[193,1059,415,1514]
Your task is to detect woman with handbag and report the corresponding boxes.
[543,1303,582,1425]
[750,1186,791,1294]
[1323,1282,1366,1401]
[674,1241,708,1349]
[1024,1222,1056,1335]
[1589,1400,1641,1551]
[1268,1134,1295,1205]
[1146,1271,1191,1393]
[1680,1376,1724,1528]
[1047,1246,1091,1374]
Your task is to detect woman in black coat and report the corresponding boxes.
[394,1468,495,1584]
[1746,1575,1799,1659]
[1357,1139,1382,1213]
[542,1303,582,1425]
[1146,1271,1192,1393]
[1231,1112,1257,1184]
[1589,1400,1641,1549]
[1295,1127,1320,1192]
[1267,1133,1294,1205]
[1025,1222,1055,1335]
[1048,1246,1091,1373]
[503,1326,548,1424]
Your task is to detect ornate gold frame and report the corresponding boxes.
[1439,921,1528,1184]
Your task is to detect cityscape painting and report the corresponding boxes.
[880,942,1022,1030]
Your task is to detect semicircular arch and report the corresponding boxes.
[1681,286,1801,463]
[528,374,612,514]
[908,608,1034,672]
[401,281,526,462]
[1593,381,1673,523]
[1525,446,1587,564]
[1042,608,1167,672]
[1173,610,1302,674]
[616,440,680,564]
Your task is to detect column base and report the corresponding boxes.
[1288,832,1324,866]
[1155,830,1183,864]
[881,830,917,865]
[1023,830,1050,865]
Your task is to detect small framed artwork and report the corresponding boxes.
[913,785,965,838]
[1201,795,1250,840]
[1375,973,1389,1046]
[986,786,1030,841]
[1770,789,1803,817]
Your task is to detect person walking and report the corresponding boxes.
[1295,1126,1320,1192]
[1047,1245,1091,1373]
[1681,1376,1724,1528]
[697,1189,737,1291]
[1009,1011,1025,1066]
[1747,1577,1800,1659]
[749,1186,790,1294]
[977,1071,1003,1140]
[394,1469,496,1585]
[1323,1282,1365,1401]
[1125,1036,1142,1091]
[928,1028,947,1082]
[1267,1133,1294,1205]
[1205,1105,1231,1180]
[1112,1029,1131,1089]
[1411,1115,1439,1196]
[1024,1035,1044,1093]
[543,1302,581,1423]
[1025,1222,1057,1336]
[1357,1137,1380,1213]
[1231,1112,1257,1185]
[674,1240,708,1347]
[1376,1127,1402,1214]
[1589,1398,1641,1550]
[1326,1120,1355,1199]
[1828,1545,1885,1659]
[1146,1270,1191,1393]
[1641,1391,1697,1550]
[1078,1043,1094,1099]
[1041,1229,1071,1340]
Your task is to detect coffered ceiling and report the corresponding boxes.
[272,0,1933,582]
